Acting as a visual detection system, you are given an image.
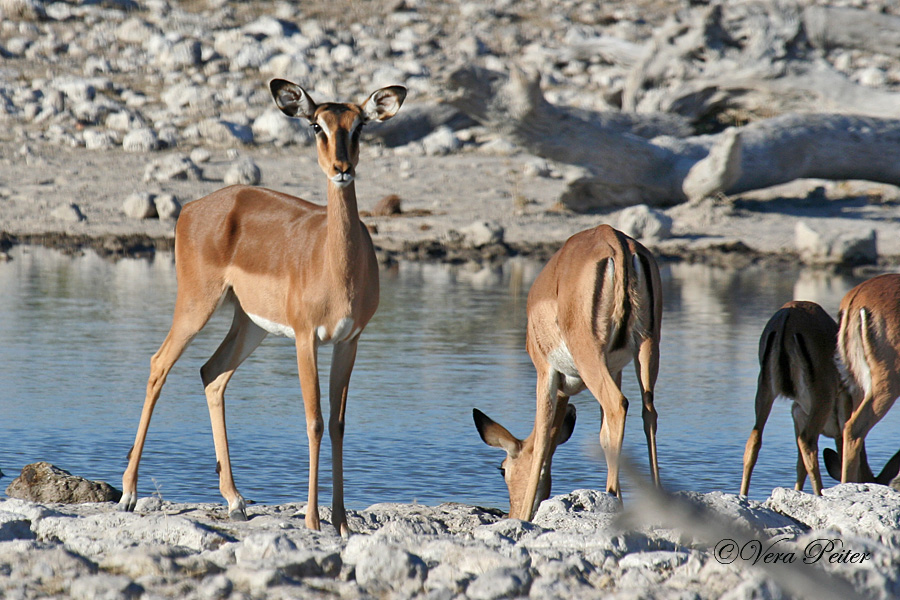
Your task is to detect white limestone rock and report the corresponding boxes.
[224,157,261,186]
[50,203,86,222]
[764,484,900,546]
[795,220,877,266]
[142,154,202,182]
[343,535,427,595]
[459,220,505,247]
[123,192,157,219]
[154,194,181,220]
[0,511,35,541]
[122,127,160,153]
[618,204,674,241]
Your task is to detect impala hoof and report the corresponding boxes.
[228,497,247,521]
[118,492,137,512]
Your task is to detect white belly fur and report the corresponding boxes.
[548,342,585,395]
[247,314,360,345]
[317,317,360,345]
[247,312,295,339]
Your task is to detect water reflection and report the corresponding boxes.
[1,247,898,510]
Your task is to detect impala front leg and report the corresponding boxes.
[296,337,323,530]
[519,368,558,521]
[329,338,359,537]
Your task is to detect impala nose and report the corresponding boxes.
[331,164,354,186]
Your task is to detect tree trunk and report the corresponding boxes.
[447,66,900,211]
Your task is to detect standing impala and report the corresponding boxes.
[119,79,406,536]
[474,224,662,521]
[834,273,900,484]
[740,301,846,497]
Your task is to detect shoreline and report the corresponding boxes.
[2,484,899,599]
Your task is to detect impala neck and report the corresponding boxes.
[325,180,364,270]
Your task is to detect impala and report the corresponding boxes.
[740,301,846,496]
[474,224,662,521]
[834,273,900,484]
[119,79,406,536]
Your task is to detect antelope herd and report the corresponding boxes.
[119,79,900,532]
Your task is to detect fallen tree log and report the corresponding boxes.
[447,66,900,211]
[622,3,900,121]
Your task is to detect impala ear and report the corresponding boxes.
[362,85,407,122]
[270,79,317,119]
[875,448,900,486]
[823,447,842,482]
[473,409,522,458]
[556,404,576,446]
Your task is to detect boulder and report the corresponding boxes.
[795,221,877,266]
[143,154,202,182]
[765,484,900,546]
[50,203,86,222]
[224,157,261,186]
[123,192,157,219]
[372,194,402,216]
[617,204,673,241]
[343,535,428,595]
[459,221,505,248]
[122,128,160,153]
[154,194,181,220]
[5,462,121,503]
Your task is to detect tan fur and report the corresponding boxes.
[835,274,900,483]
[475,224,663,521]
[119,80,406,536]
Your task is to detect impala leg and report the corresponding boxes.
[200,306,268,519]
[579,361,627,498]
[795,396,830,495]
[329,338,359,538]
[519,368,558,521]
[634,336,661,487]
[120,298,214,512]
[598,388,628,499]
[842,383,898,483]
[740,372,776,496]
[295,337,323,530]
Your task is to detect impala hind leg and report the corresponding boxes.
[634,336,661,487]
[581,363,628,498]
[740,379,775,496]
[794,394,830,495]
[295,338,323,530]
[329,338,359,537]
[120,292,220,511]
[200,305,268,520]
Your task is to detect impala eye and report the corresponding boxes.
[310,122,322,134]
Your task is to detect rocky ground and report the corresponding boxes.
[2,484,900,599]
[1,0,900,269]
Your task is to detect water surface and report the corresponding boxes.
[1,246,898,510]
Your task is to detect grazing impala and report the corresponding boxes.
[119,79,406,536]
[740,301,846,496]
[834,273,900,484]
[474,224,662,521]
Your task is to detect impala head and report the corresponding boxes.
[270,79,407,187]
[473,404,576,518]
[823,447,900,486]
